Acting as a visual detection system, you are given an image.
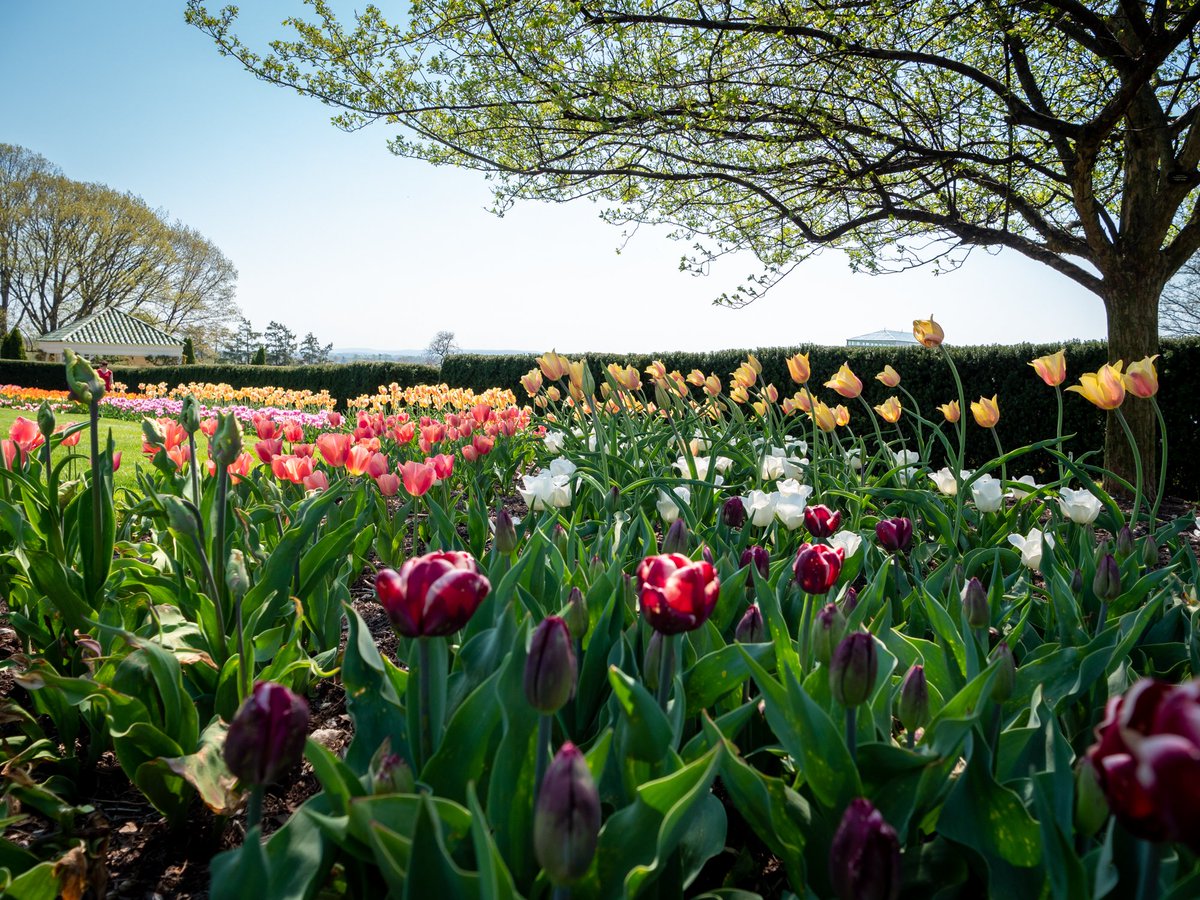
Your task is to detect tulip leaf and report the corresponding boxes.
[683,642,774,716]
[422,663,503,803]
[923,662,999,759]
[467,783,522,900]
[921,589,966,685]
[161,717,238,816]
[341,604,409,773]
[404,793,479,900]
[608,665,676,763]
[209,827,271,900]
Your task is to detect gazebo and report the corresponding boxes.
[35,308,184,364]
[846,328,920,348]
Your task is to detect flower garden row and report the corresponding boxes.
[0,327,1197,899]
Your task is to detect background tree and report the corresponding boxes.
[424,330,459,368]
[251,346,267,366]
[1161,253,1200,336]
[0,145,58,336]
[263,320,298,366]
[220,316,261,364]
[143,223,240,359]
[182,335,197,364]
[298,331,332,364]
[189,0,1200,487]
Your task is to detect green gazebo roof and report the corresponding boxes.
[37,308,182,356]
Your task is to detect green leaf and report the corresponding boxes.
[608,664,676,763]
[683,641,774,715]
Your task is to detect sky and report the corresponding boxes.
[1,2,1109,354]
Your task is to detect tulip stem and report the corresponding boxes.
[1136,839,1161,900]
[990,429,1007,486]
[1095,600,1108,638]
[798,591,813,674]
[418,637,434,769]
[246,785,264,833]
[1054,386,1065,482]
[939,346,968,548]
[533,713,552,808]
[844,706,857,763]
[1150,398,1167,529]
[1114,408,1144,528]
[657,634,675,711]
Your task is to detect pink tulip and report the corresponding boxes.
[345,444,373,476]
[201,417,219,437]
[255,438,283,464]
[317,432,352,468]
[376,473,401,496]
[427,453,455,481]
[292,443,314,458]
[304,470,329,491]
[112,451,122,472]
[393,422,416,444]
[2,440,17,469]
[471,434,494,457]
[471,403,492,425]
[282,421,304,443]
[272,455,315,484]
[9,416,44,456]
[326,412,343,428]
[399,461,436,497]
[366,451,389,478]
[254,415,278,441]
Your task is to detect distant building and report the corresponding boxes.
[846,328,920,348]
[35,308,184,364]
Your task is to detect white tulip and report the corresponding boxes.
[740,490,778,527]
[1008,475,1041,498]
[829,530,862,559]
[775,493,809,530]
[1007,527,1055,570]
[548,456,577,480]
[760,453,788,481]
[1058,487,1102,524]
[657,486,691,523]
[929,467,959,495]
[971,476,1005,513]
[844,448,863,470]
[543,430,566,454]
[518,470,572,510]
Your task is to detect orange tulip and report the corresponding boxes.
[786,352,811,384]
[970,395,1000,428]
[1123,354,1159,398]
[317,432,352,468]
[1066,362,1126,410]
[537,351,571,381]
[875,365,901,388]
[874,396,902,423]
[520,368,544,397]
[938,400,960,423]
[913,316,945,348]
[1029,349,1067,387]
[824,363,862,399]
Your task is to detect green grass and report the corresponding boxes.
[0,407,145,491]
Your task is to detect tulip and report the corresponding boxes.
[316,432,352,468]
[562,586,588,640]
[928,466,963,496]
[735,604,766,643]
[1124,354,1159,398]
[830,632,878,707]
[970,394,1000,428]
[607,362,642,392]
[1007,527,1054,570]
[376,473,401,496]
[824,362,862,399]
[740,545,770,579]
[811,400,838,432]
[830,798,901,900]
[872,364,899,388]
[1029,348,1067,387]
[786,351,811,384]
[970,475,1004,513]
[1116,525,1136,559]
[803,504,842,538]
[374,551,491,638]
[873,396,902,423]
[989,642,1016,702]
[829,530,862,560]
[812,602,847,666]
[398,460,436,496]
[913,316,945,348]
[303,470,329,491]
[937,400,960,423]
[875,517,913,553]
[833,404,851,426]
[520,368,544,396]
[1058,486,1102,524]
[961,576,989,628]
[661,517,689,555]
[370,747,415,796]
[254,438,283,464]
[656,486,691,525]
[524,617,577,713]
[897,664,930,737]
[1067,361,1127,409]
[519,469,572,510]
[537,351,571,381]
[224,681,310,788]
[721,495,747,528]
[534,743,601,885]
[1093,553,1121,602]
[493,507,519,553]
[210,412,243,468]
[637,553,720,635]
[793,543,844,594]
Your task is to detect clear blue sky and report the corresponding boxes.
[1,2,1108,353]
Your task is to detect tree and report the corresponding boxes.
[0,145,58,336]
[298,331,332,364]
[220,316,261,364]
[263,320,298,366]
[188,1,1200,488]
[1161,253,1200,335]
[1,327,25,360]
[251,346,267,366]
[182,336,197,364]
[425,330,459,368]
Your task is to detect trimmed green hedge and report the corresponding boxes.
[443,339,1200,499]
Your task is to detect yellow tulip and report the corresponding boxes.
[833,404,851,427]
[1029,349,1067,387]
[537,351,571,382]
[913,316,945,348]
[938,400,960,423]
[685,369,706,387]
[1066,362,1126,410]
[824,362,863,399]
[745,353,763,375]
[644,359,668,383]
[731,363,757,389]
[1123,354,1159,399]
[520,368,544,397]
[763,383,779,404]
[607,362,641,392]
[729,383,749,404]
[811,400,838,432]
[786,352,811,384]
[874,396,902,423]
[970,395,1000,428]
[875,365,901,388]
[703,374,722,397]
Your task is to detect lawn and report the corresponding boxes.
[0,407,145,491]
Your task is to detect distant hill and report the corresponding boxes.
[329,347,530,363]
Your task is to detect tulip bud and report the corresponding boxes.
[1092,553,1121,602]
[224,681,310,787]
[64,348,104,404]
[661,517,689,555]
[494,507,519,553]
[161,495,200,538]
[812,602,847,666]
[740,545,770,579]
[37,400,55,439]
[701,544,715,567]
[580,360,596,400]
[227,549,250,600]
[552,523,569,557]
[961,577,989,629]
[1074,759,1109,839]
[1070,567,1084,595]
[721,496,747,528]
[989,642,1016,703]
[142,417,166,448]
[643,630,663,693]
[841,586,859,615]
[210,412,243,468]
[1115,526,1135,560]
[524,617,577,714]
[179,395,201,435]
[534,742,601,886]
[562,586,588,641]
[735,604,765,643]
[829,798,901,900]
[897,664,930,734]
[1141,535,1158,568]
[369,741,415,795]
[830,632,877,708]
[605,485,620,515]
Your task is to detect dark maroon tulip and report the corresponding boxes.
[740,545,770,579]
[525,617,577,713]
[1093,553,1121,601]
[829,798,901,900]
[830,632,877,707]
[1086,678,1200,851]
[961,577,989,628]
[534,742,601,885]
[375,550,491,637]
[225,681,310,787]
[874,517,913,553]
[661,517,689,555]
[637,553,720,635]
[793,543,844,594]
[840,586,859,615]
[721,496,747,528]
[735,604,765,643]
[812,603,847,666]
[701,544,715,567]
[897,664,930,733]
[803,504,842,538]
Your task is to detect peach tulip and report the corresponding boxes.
[1067,362,1126,410]
[537,351,571,381]
[875,365,901,388]
[317,432,352,467]
[938,400,960,423]
[824,363,862,399]
[520,368,544,397]
[304,470,329,491]
[970,395,1000,428]
[399,460,436,496]
[1029,349,1067,387]
[786,352,811,384]
[1123,355,1159,398]
[811,401,838,432]
[874,396,902,423]
[685,369,706,387]
[376,472,401,496]
[833,404,851,427]
[913,317,945,348]
[703,375,722,397]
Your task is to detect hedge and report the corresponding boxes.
[442,339,1200,499]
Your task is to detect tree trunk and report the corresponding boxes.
[1102,277,1161,504]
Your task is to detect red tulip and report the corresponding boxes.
[200,417,218,437]
[282,420,304,443]
[875,517,913,553]
[393,422,416,444]
[793,543,844,594]
[636,553,720,635]
[326,412,343,428]
[375,550,491,637]
[803,504,842,538]
[253,414,278,441]
[317,432,352,467]
[399,460,436,496]
[292,442,314,458]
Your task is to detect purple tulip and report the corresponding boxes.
[830,632,877,707]
[224,681,310,787]
[524,617,577,713]
[829,798,901,900]
[534,743,601,885]
[874,517,913,553]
